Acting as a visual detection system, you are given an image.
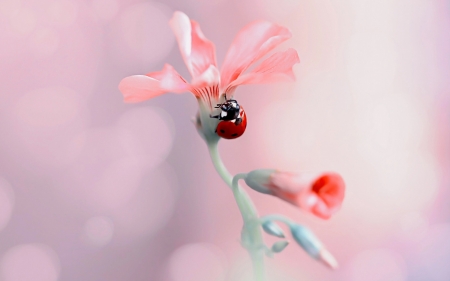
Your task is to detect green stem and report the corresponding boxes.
[260,215,295,227]
[207,141,266,281]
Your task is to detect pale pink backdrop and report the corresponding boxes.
[0,0,449,280]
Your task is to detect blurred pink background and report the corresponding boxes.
[0,0,449,280]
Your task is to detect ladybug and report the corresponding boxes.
[210,96,247,139]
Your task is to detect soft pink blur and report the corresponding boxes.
[0,0,449,280]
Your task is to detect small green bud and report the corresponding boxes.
[271,241,289,253]
[262,220,285,238]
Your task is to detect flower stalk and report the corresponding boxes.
[207,140,266,280]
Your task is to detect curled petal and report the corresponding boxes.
[244,169,345,219]
[147,64,189,93]
[220,20,291,89]
[308,173,346,219]
[119,75,161,103]
[227,48,300,89]
[170,11,217,79]
[119,64,189,103]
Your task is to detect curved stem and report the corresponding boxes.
[207,141,233,187]
[232,173,248,188]
[207,140,266,281]
[260,214,295,227]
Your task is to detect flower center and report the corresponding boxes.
[192,85,220,110]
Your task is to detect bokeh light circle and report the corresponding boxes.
[60,105,174,215]
[116,106,175,170]
[398,211,428,242]
[86,155,143,211]
[0,244,60,281]
[420,224,450,281]
[82,216,114,247]
[12,86,87,169]
[112,165,177,238]
[167,243,227,281]
[15,87,82,128]
[348,249,407,281]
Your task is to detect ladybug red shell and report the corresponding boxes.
[216,107,247,139]
[210,96,248,139]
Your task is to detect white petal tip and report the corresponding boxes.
[319,249,339,269]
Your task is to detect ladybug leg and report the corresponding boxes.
[210,114,220,119]
[235,118,242,125]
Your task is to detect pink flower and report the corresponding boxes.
[245,170,345,219]
[118,11,299,140]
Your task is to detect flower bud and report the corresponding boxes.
[271,240,289,253]
[290,224,338,269]
[245,169,345,219]
[261,220,285,238]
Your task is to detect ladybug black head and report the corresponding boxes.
[214,99,240,121]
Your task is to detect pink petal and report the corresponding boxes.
[220,21,292,90]
[306,173,345,219]
[169,11,217,79]
[119,75,164,103]
[268,171,345,220]
[147,64,189,93]
[227,48,300,89]
[311,173,345,210]
[269,170,318,194]
[291,191,334,220]
[309,196,333,219]
[119,64,189,103]
[191,65,220,89]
